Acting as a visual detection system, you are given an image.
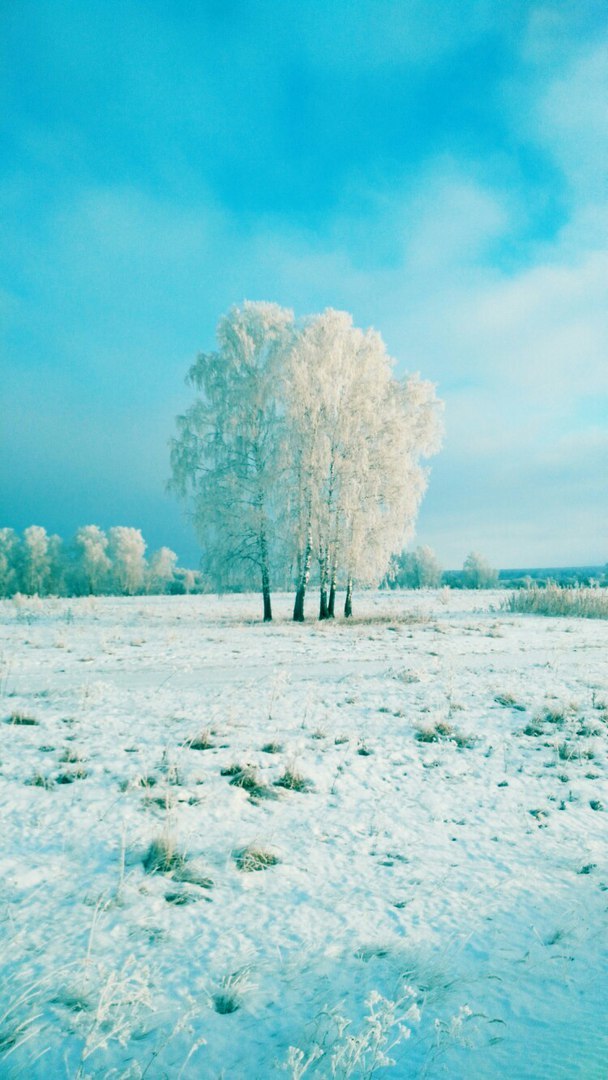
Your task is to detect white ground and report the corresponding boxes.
[1,590,607,1079]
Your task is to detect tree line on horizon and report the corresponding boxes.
[0,525,199,599]
[169,301,444,620]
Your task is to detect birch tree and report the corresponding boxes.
[21,525,53,595]
[170,301,294,621]
[146,546,178,593]
[108,527,147,595]
[285,310,443,619]
[75,525,111,594]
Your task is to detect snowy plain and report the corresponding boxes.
[1,589,607,1078]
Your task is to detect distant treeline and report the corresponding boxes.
[0,526,203,598]
[384,547,607,590]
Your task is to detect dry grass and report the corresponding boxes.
[6,711,38,726]
[223,764,276,800]
[233,845,280,872]
[142,833,187,876]
[504,584,608,619]
[494,693,526,711]
[274,767,313,792]
[183,731,215,751]
[261,741,283,754]
[415,721,477,749]
[56,767,88,783]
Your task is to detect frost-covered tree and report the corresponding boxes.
[462,551,499,589]
[20,526,54,595]
[108,527,147,595]
[170,301,294,621]
[338,375,442,615]
[0,528,19,597]
[146,546,178,594]
[390,545,443,588]
[285,311,443,619]
[74,525,111,595]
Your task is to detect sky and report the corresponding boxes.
[1,0,607,570]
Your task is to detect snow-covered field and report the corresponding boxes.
[1,590,607,1079]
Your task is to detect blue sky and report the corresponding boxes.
[2,0,607,569]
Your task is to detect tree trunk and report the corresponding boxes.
[344,577,353,618]
[293,528,313,622]
[262,580,272,622]
[258,518,272,622]
[318,551,330,620]
[327,557,337,618]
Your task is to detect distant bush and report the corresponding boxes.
[504,583,608,619]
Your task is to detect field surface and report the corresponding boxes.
[1,590,607,1078]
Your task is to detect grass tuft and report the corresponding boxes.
[142,833,187,875]
[261,741,283,754]
[224,765,276,800]
[274,767,314,792]
[233,845,280,872]
[184,731,215,751]
[6,711,38,725]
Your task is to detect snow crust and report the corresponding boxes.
[1,590,607,1077]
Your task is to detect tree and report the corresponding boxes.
[337,374,442,615]
[146,547,178,593]
[285,311,443,619]
[170,301,294,621]
[389,545,443,588]
[0,528,19,597]
[74,525,111,595]
[462,551,499,589]
[20,526,53,595]
[108,527,147,594]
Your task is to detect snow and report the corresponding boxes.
[1,590,607,1078]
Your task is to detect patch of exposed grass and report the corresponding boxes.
[233,845,280,872]
[557,741,595,762]
[25,771,54,789]
[261,741,283,754]
[211,970,253,1014]
[274,767,314,792]
[494,694,526,711]
[142,833,187,876]
[6,711,38,725]
[523,721,545,737]
[415,721,477,749]
[224,765,276,800]
[56,767,88,783]
[60,747,84,764]
[183,731,215,751]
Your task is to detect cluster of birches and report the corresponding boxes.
[0,525,199,598]
[170,302,444,621]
